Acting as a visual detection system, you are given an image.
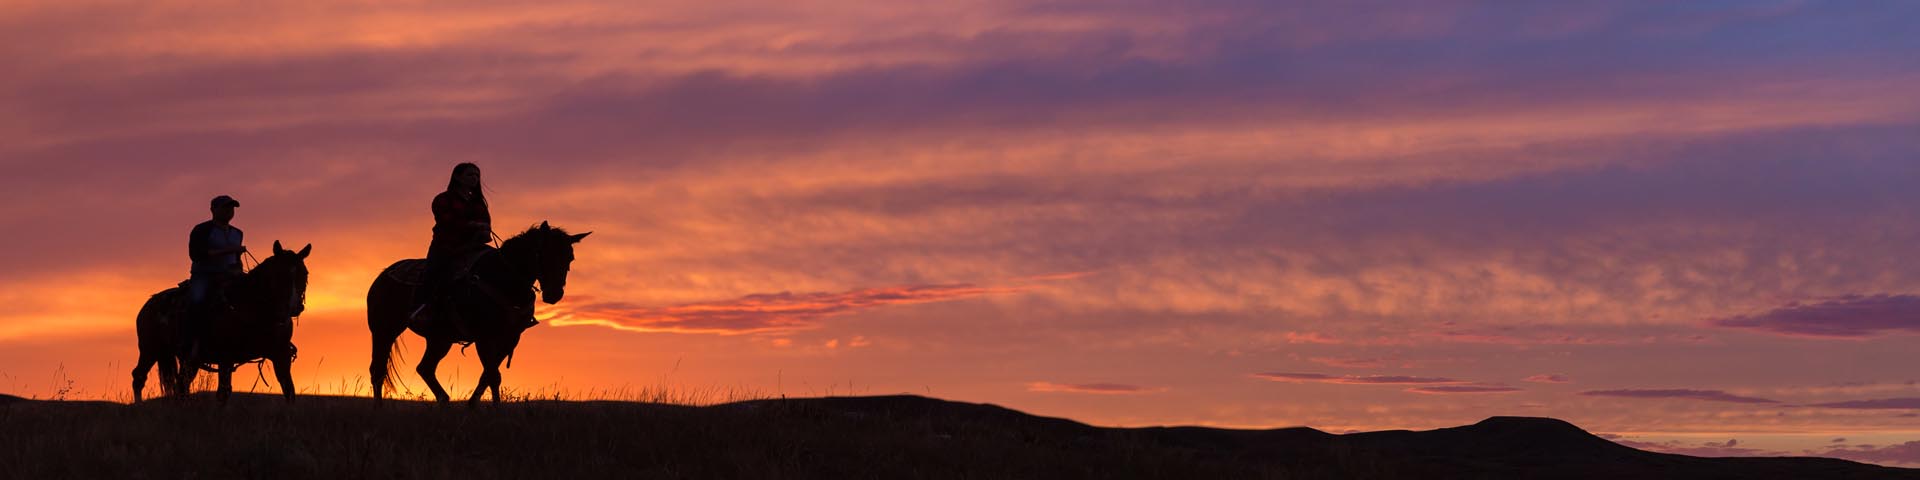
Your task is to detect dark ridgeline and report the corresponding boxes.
[5,393,1915,479]
[131,241,311,403]
[367,221,589,406]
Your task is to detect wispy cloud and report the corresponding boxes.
[1712,294,1920,338]
[1580,389,1780,404]
[1807,398,1920,410]
[1307,357,1388,369]
[1616,438,1784,457]
[547,284,1018,334]
[1251,373,1463,385]
[1424,330,1632,345]
[1817,441,1920,465]
[1026,382,1165,395]
[1524,374,1572,384]
[1406,385,1522,395]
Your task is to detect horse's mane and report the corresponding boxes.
[501,223,571,251]
[233,250,305,300]
[245,251,303,280]
[251,252,291,271]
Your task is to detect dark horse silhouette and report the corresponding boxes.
[132,241,311,403]
[368,222,587,406]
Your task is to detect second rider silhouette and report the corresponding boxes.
[412,163,535,330]
[413,163,491,325]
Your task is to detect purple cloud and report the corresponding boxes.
[1524,374,1572,384]
[1613,438,1784,457]
[1808,398,1920,410]
[1817,441,1920,466]
[1026,382,1164,395]
[1307,357,1388,368]
[549,284,1017,334]
[1406,385,1522,395]
[1579,389,1780,404]
[1252,373,1463,385]
[1712,294,1920,338]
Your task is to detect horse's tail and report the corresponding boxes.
[369,260,418,397]
[368,314,405,395]
[380,335,403,394]
[158,357,187,398]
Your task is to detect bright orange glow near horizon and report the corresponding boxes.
[8,0,1920,466]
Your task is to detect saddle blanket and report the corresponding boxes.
[380,259,430,286]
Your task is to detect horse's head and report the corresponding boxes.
[510,221,589,304]
[259,241,312,317]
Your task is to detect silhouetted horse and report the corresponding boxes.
[133,241,311,403]
[368,222,587,406]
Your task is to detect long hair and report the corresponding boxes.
[446,162,488,208]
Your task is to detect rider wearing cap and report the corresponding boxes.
[186,195,247,351]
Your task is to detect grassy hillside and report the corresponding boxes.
[2,393,1915,479]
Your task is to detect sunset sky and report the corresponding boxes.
[6,0,1920,465]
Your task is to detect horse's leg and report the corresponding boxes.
[216,364,234,404]
[467,341,508,407]
[131,351,156,403]
[416,339,455,404]
[272,354,296,403]
[482,348,503,403]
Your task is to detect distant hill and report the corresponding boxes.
[1,393,1913,479]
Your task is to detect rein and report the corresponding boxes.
[465,235,543,318]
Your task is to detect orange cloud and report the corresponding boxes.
[1251,373,1465,385]
[1026,382,1165,395]
[1525,374,1573,384]
[1406,385,1523,395]
[546,284,1020,334]
[1580,389,1781,404]
[1307,357,1389,369]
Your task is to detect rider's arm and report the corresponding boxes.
[188,223,210,264]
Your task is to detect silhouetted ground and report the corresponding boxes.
[2,392,1916,479]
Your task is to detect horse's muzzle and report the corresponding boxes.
[543,290,564,305]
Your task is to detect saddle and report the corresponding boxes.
[380,247,492,286]
[152,283,191,328]
[158,278,238,327]
[388,247,518,341]
[380,260,432,286]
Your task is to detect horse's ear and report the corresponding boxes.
[570,232,591,243]
[273,240,285,254]
[540,220,551,231]
[297,244,312,259]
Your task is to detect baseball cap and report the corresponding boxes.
[210,195,241,208]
